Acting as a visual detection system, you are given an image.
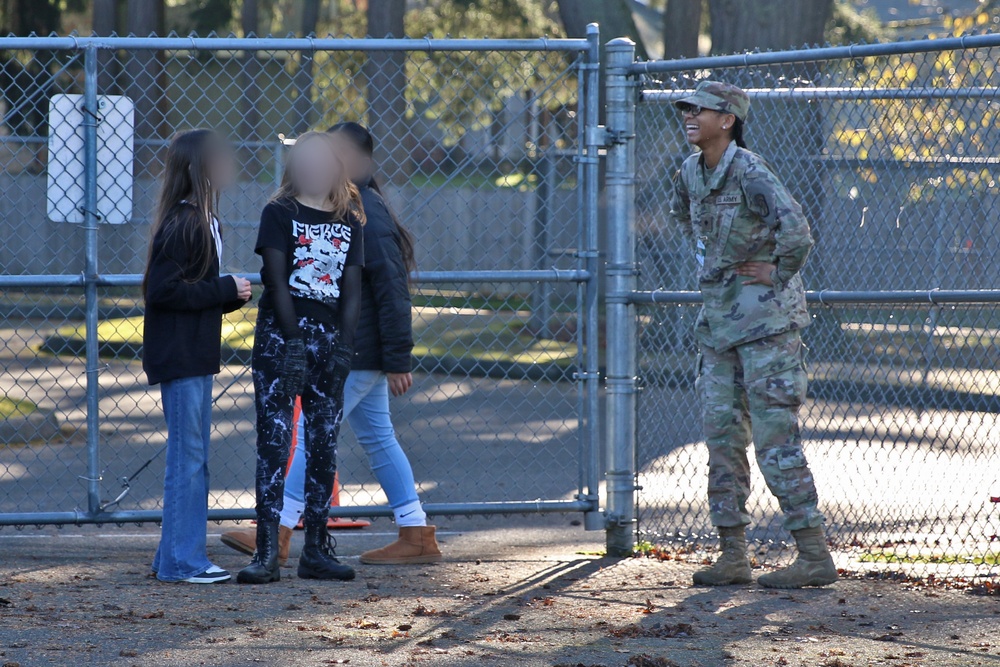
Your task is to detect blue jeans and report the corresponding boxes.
[285,370,419,512]
[153,375,215,581]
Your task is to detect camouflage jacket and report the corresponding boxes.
[669,141,813,352]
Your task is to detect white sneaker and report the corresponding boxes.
[182,567,231,584]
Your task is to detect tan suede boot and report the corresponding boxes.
[692,526,753,586]
[758,526,838,589]
[359,526,443,565]
[221,526,293,566]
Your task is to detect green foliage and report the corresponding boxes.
[826,0,884,46]
[826,7,1000,203]
[292,0,577,147]
[410,0,563,38]
[0,0,72,35]
[189,0,238,36]
[398,0,572,144]
[0,397,37,420]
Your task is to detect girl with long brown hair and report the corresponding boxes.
[238,132,365,585]
[142,128,251,584]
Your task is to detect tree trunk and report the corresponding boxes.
[708,0,832,54]
[364,0,410,184]
[93,0,117,35]
[662,0,702,59]
[238,0,264,177]
[556,0,648,123]
[93,0,118,93]
[291,0,321,135]
[126,0,165,176]
[556,0,649,60]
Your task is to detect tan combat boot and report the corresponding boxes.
[692,526,753,586]
[757,526,838,589]
[221,525,293,566]
[359,526,443,565]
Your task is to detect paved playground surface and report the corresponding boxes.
[0,518,998,667]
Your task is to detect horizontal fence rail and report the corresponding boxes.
[0,270,593,289]
[629,31,1000,73]
[631,290,1000,304]
[0,35,591,52]
[641,86,1000,101]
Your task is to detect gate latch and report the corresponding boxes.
[586,125,634,148]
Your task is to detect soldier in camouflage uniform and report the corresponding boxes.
[668,81,837,589]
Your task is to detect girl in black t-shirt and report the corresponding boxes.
[238,132,366,585]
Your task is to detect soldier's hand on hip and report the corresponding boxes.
[735,261,776,286]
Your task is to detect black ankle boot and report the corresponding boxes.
[298,521,356,581]
[236,520,281,584]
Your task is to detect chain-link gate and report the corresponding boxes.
[607,34,1000,578]
[0,31,603,529]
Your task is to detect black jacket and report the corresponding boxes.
[353,183,414,373]
[142,203,245,385]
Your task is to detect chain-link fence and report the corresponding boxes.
[617,35,1000,578]
[0,32,603,528]
[6,29,1000,582]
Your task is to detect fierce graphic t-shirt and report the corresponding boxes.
[255,197,364,324]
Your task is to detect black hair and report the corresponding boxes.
[327,121,417,275]
[731,117,748,150]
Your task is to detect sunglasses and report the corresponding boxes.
[677,102,705,117]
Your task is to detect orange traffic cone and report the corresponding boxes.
[289,397,370,530]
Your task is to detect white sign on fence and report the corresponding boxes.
[46,94,134,225]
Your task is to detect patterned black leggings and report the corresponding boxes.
[251,311,347,525]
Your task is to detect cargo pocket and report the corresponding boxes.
[776,445,808,471]
[749,361,807,408]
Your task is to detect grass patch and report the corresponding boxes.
[408,171,499,190]
[633,540,657,556]
[39,312,255,358]
[38,310,577,380]
[412,320,576,368]
[408,170,576,191]
[0,396,37,420]
[858,551,1000,566]
[493,172,538,188]
[411,292,533,313]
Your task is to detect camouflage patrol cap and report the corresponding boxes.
[674,80,750,121]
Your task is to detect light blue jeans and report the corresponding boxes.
[284,370,419,513]
[153,375,215,581]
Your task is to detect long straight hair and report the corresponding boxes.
[141,128,223,297]
[327,121,416,274]
[270,131,366,225]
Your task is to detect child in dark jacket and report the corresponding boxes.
[142,128,251,583]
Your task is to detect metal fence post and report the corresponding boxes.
[603,37,638,556]
[581,23,603,531]
[82,43,103,516]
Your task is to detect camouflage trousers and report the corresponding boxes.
[695,330,825,532]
